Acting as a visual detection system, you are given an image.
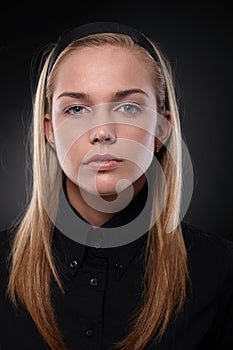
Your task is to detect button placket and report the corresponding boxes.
[87,226,105,249]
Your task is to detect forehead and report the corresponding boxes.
[52,46,155,99]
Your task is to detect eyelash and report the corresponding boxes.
[117,103,142,116]
[64,105,88,115]
[64,103,143,118]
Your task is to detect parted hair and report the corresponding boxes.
[6,33,190,350]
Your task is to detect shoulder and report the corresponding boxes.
[181,220,233,258]
[181,220,233,293]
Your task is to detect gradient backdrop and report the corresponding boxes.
[0,8,232,241]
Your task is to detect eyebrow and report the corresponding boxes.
[116,89,149,98]
[57,89,149,100]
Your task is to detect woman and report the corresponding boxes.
[0,21,232,350]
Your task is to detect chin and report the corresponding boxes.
[81,179,132,197]
[87,184,120,196]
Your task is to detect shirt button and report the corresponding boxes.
[69,259,78,268]
[90,277,98,286]
[95,242,101,248]
[85,329,94,337]
[114,262,124,270]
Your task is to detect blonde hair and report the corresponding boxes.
[6,33,190,350]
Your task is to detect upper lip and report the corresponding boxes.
[83,153,123,164]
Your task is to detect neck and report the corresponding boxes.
[65,175,146,228]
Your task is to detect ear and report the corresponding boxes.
[155,110,172,151]
[44,114,56,149]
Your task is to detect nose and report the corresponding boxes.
[89,124,116,144]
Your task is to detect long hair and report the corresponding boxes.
[6,33,190,350]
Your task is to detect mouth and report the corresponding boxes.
[83,153,123,171]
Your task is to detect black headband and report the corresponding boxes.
[46,21,169,109]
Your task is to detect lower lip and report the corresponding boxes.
[85,160,122,170]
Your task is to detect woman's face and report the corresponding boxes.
[45,45,160,196]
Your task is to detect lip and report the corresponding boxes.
[83,153,123,171]
[83,153,123,164]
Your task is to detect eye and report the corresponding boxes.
[117,103,142,116]
[64,105,90,116]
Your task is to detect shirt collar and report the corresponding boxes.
[52,177,149,282]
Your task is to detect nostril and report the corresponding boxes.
[91,132,116,144]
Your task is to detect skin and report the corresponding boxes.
[44,45,172,227]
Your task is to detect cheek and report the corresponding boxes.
[52,118,91,165]
[120,126,155,152]
[53,127,89,175]
[117,126,155,175]
[136,130,155,150]
[132,133,155,174]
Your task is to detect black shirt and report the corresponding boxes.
[1,181,233,350]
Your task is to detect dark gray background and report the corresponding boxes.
[0,6,232,240]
